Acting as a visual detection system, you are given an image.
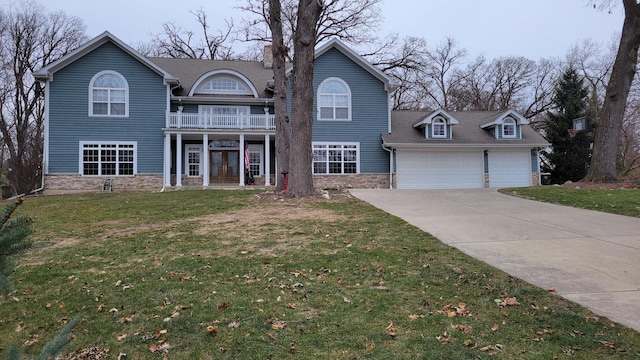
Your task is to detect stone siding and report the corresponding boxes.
[313,174,391,190]
[45,174,163,192]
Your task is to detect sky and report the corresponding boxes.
[0,0,625,60]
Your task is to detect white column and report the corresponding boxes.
[239,134,245,186]
[264,134,271,186]
[163,133,171,187]
[176,133,182,187]
[202,134,209,186]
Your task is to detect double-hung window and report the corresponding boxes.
[312,143,359,174]
[502,118,516,138]
[81,142,136,176]
[89,71,128,117]
[318,78,351,121]
[432,117,447,138]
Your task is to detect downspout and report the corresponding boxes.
[382,144,394,189]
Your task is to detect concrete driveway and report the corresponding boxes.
[350,189,640,331]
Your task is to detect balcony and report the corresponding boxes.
[167,111,275,130]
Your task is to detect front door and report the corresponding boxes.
[211,150,239,183]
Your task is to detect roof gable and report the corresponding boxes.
[34,31,178,85]
[291,38,399,91]
[413,109,460,127]
[480,109,529,128]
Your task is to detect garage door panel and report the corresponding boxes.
[397,150,484,189]
[489,150,531,188]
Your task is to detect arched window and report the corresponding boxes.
[432,117,446,138]
[89,71,128,117]
[196,76,252,95]
[502,117,516,138]
[318,78,351,121]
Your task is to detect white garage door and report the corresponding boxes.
[489,150,531,188]
[397,150,484,189]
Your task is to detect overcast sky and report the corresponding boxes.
[0,0,625,60]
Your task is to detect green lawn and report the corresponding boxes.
[503,186,640,217]
[1,190,639,359]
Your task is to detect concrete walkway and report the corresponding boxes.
[350,189,640,331]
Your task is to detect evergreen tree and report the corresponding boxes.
[542,67,592,183]
[0,197,33,296]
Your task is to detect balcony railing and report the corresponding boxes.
[167,111,275,130]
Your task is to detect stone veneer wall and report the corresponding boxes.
[45,174,163,192]
[313,174,391,190]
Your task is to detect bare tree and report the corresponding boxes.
[238,0,381,55]
[0,1,86,194]
[286,0,323,196]
[585,0,640,182]
[268,0,290,192]
[366,34,429,110]
[143,8,236,59]
[423,37,467,110]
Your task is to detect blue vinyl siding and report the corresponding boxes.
[48,42,167,174]
[311,48,389,173]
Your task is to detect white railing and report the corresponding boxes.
[167,111,276,130]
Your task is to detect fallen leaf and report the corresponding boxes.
[491,323,499,332]
[119,315,135,324]
[206,325,219,334]
[228,321,240,328]
[117,334,127,342]
[597,340,615,349]
[97,304,105,312]
[15,322,24,332]
[155,329,167,337]
[408,314,419,321]
[271,320,287,330]
[45,303,52,309]
[287,303,297,309]
[436,332,450,343]
[452,324,473,334]
[548,288,556,293]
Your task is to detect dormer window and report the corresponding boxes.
[502,118,516,138]
[432,117,446,138]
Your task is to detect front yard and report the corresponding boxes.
[1,189,639,359]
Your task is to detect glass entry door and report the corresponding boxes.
[211,150,239,183]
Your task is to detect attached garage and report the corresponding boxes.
[397,150,484,189]
[488,149,532,188]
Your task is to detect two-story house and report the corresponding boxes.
[34,32,548,192]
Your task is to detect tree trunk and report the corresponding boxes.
[287,0,322,197]
[268,0,290,192]
[585,0,640,182]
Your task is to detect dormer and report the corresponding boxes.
[413,109,459,140]
[480,110,528,140]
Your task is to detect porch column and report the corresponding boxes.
[239,134,245,186]
[264,134,271,186]
[163,133,171,187]
[202,134,209,187]
[175,133,182,187]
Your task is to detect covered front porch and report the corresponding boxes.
[163,130,276,188]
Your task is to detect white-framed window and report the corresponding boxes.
[185,145,202,177]
[197,76,252,95]
[318,77,351,121]
[80,142,136,176]
[247,144,263,177]
[312,142,359,174]
[502,117,516,138]
[432,117,447,138]
[89,71,128,117]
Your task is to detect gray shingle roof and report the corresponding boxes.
[383,110,549,147]
[148,57,274,99]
